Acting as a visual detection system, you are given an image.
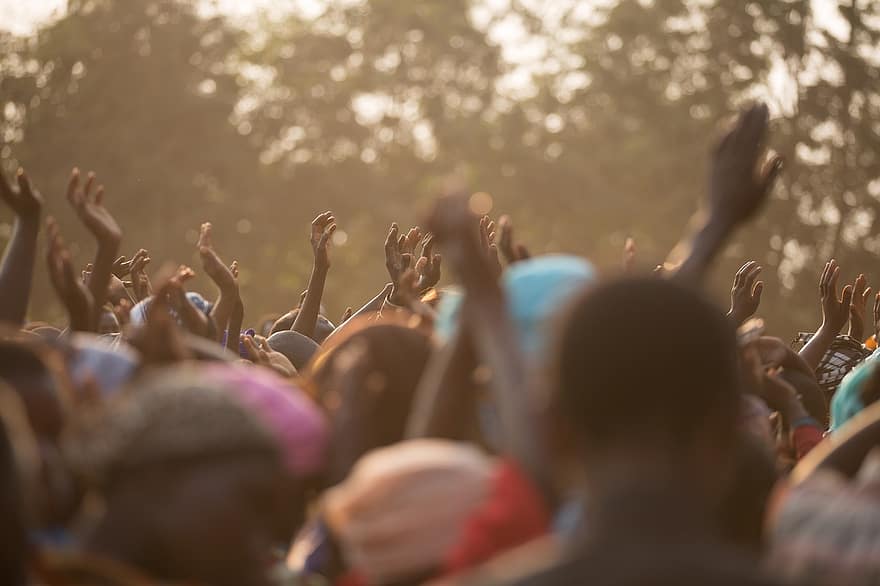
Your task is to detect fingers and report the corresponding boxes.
[66,168,81,206]
[422,235,435,259]
[299,290,307,307]
[401,252,412,270]
[874,292,880,324]
[432,253,442,272]
[384,223,399,255]
[761,154,784,194]
[254,335,272,353]
[841,284,854,308]
[742,263,762,292]
[0,170,14,205]
[15,169,34,200]
[415,256,428,274]
[241,334,267,363]
[752,281,764,302]
[230,260,239,279]
[94,184,105,206]
[341,307,353,322]
[828,265,841,300]
[312,211,334,229]
[198,222,213,251]
[515,244,530,260]
[319,222,337,249]
[83,171,95,200]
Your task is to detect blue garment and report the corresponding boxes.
[831,358,875,431]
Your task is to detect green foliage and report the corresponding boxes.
[2,0,880,338]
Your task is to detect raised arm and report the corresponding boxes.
[292,211,336,339]
[66,168,122,330]
[197,222,239,343]
[427,192,547,494]
[0,169,44,326]
[673,103,783,284]
[45,217,94,332]
[799,259,852,370]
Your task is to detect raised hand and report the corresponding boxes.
[497,215,531,265]
[385,223,413,305]
[479,215,502,279]
[198,222,238,293]
[0,168,43,325]
[873,292,880,344]
[293,211,336,338]
[310,211,337,270]
[129,249,152,302]
[66,168,121,245]
[709,103,783,227]
[111,255,134,278]
[623,237,637,273]
[127,275,192,365]
[727,260,763,325]
[415,234,442,291]
[46,217,94,331]
[241,334,296,377]
[819,259,853,335]
[0,168,43,220]
[848,274,872,342]
[426,193,495,292]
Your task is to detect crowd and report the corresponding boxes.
[1,102,879,586]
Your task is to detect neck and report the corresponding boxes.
[578,448,720,545]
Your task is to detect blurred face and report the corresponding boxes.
[141,456,300,586]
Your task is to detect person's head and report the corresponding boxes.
[69,364,327,586]
[551,277,740,499]
[97,308,121,335]
[324,439,493,586]
[307,318,432,483]
[267,330,320,372]
[270,309,336,343]
[831,357,880,431]
[0,340,80,531]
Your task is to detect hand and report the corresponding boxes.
[623,237,636,273]
[708,103,783,228]
[425,192,498,293]
[415,234,442,291]
[873,292,880,344]
[241,334,296,377]
[66,168,121,245]
[111,255,134,278]
[819,259,853,335]
[497,215,531,265]
[728,261,763,325]
[129,249,152,301]
[340,306,353,323]
[310,211,337,270]
[848,273,872,342]
[0,168,43,221]
[384,223,414,304]
[126,275,192,364]
[479,215,502,279]
[46,217,94,330]
[198,222,238,293]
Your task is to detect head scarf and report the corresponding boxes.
[323,439,493,585]
[435,255,595,360]
[806,334,871,399]
[66,333,139,397]
[831,358,878,431]
[202,364,328,477]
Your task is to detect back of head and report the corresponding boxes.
[307,321,432,482]
[555,277,740,451]
[267,330,320,371]
[270,310,336,343]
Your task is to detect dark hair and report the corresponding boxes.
[309,322,432,482]
[554,277,740,449]
[270,310,336,343]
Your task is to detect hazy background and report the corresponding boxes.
[1,0,879,338]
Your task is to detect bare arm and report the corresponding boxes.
[0,169,43,326]
[292,212,336,339]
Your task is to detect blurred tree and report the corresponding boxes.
[2,0,880,340]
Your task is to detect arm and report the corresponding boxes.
[406,325,479,440]
[0,169,43,326]
[45,217,94,331]
[292,212,336,339]
[727,260,763,326]
[66,169,122,330]
[197,222,239,342]
[427,193,548,495]
[799,259,852,370]
[226,298,244,353]
[673,103,782,284]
